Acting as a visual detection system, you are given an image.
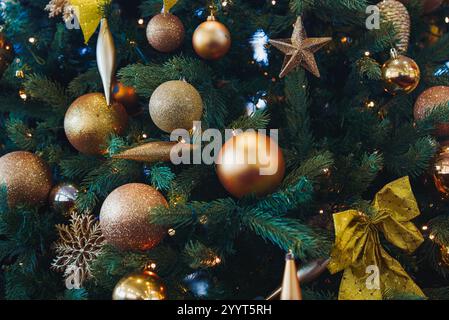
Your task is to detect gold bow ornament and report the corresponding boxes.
[328,176,426,300]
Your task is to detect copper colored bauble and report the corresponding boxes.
[100,183,168,251]
[48,182,79,214]
[381,49,420,95]
[149,80,203,133]
[192,14,231,60]
[0,32,14,78]
[414,86,449,137]
[0,151,52,207]
[64,93,128,155]
[433,145,449,197]
[112,270,167,300]
[112,82,141,116]
[146,13,185,53]
[398,0,443,13]
[216,132,285,198]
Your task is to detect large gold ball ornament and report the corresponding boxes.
[216,132,285,198]
[112,81,141,116]
[192,15,231,60]
[64,93,128,155]
[146,13,185,53]
[381,49,420,95]
[48,182,79,215]
[112,270,167,300]
[0,32,14,78]
[149,80,203,133]
[100,183,168,251]
[414,86,449,137]
[433,143,449,198]
[0,151,52,207]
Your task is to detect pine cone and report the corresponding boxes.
[378,0,410,53]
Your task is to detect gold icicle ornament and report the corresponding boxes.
[96,18,116,106]
[280,251,302,300]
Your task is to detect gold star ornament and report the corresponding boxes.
[269,17,332,78]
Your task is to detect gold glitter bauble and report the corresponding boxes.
[146,13,185,53]
[433,144,449,197]
[48,182,79,215]
[100,183,168,251]
[0,32,14,78]
[112,270,167,300]
[381,50,420,95]
[216,132,285,198]
[149,80,203,133]
[414,86,449,137]
[192,15,231,60]
[112,81,141,116]
[64,93,128,155]
[0,151,52,207]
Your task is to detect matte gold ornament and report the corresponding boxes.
[149,80,203,133]
[49,182,79,215]
[280,252,302,300]
[433,144,449,197]
[216,131,285,198]
[112,141,197,163]
[146,13,185,53]
[64,93,128,155]
[100,183,168,251]
[113,270,167,300]
[269,16,331,78]
[112,81,141,116]
[192,14,231,60]
[381,49,420,95]
[414,86,449,137]
[96,18,116,105]
[69,0,111,43]
[0,151,52,207]
[0,32,14,78]
[378,0,410,53]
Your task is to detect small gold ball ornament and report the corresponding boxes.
[433,143,449,198]
[0,151,52,207]
[149,80,203,133]
[48,182,79,215]
[146,13,185,53]
[100,183,168,251]
[192,14,231,60]
[414,86,449,137]
[113,270,167,300]
[381,49,420,95]
[216,132,285,198]
[64,93,128,155]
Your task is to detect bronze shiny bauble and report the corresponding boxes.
[0,32,14,78]
[216,132,285,198]
[381,50,420,95]
[100,183,168,251]
[64,93,128,155]
[433,144,449,197]
[414,86,449,137]
[146,13,185,53]
[192,15,231,60]
[112,82,141,116]
[0,151,52,207]
[113,270,167,300]
[149,80,203,133]
[48,182,79,215]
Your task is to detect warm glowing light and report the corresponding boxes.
[422,225,428,231]
[19,89,27,100]
[429,234,436,240]
[364,51,370,57]
[445,17,449,24]
[271,0,276,5]
[142,133,148,139]
[138,18,144,25]
[28,37,36,44]
[168,228,176,236]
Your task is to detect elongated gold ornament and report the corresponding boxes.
[280,251,302,300]
[96,18,116,106]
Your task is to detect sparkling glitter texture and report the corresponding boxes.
[269,16,331,78]
[146,13,185,53]
[64,93,128,155]
[149,80,203,133]
[99,183,168,251]
[0,151,53,207]
[378,0,410,53]
[414,86,449,136]
[112,141,196,163]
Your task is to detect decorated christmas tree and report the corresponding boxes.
[1,0,449,300]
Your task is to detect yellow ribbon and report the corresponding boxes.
[163,0,178,13]
[328,176,425,300]
[69,0,111,43]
